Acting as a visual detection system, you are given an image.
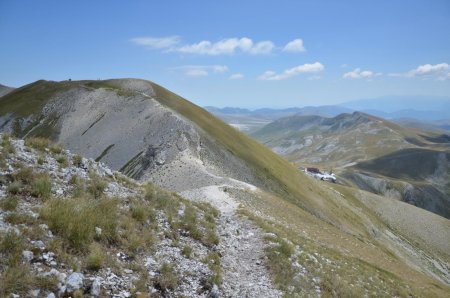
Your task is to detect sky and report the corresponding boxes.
[1,0,450,108]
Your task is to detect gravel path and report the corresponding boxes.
[180,185,283,298]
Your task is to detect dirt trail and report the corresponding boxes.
[180,184,282,298]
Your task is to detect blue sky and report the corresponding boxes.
[1,0,449,108]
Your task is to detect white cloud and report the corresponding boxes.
[172,65,228,77]
[185,69,209,77]
[229,73,244,80]
[343,68,381,79]
[389,63,450,80]
[176,37,274,55]
[132,36,309,56]
[212,65,229,73]
[283,39,306,53]
[407,63,449,80]
[258,62,324,81]
[249,41,275,54]
[130,36,180,49]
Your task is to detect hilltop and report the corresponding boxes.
[1,79,450,297]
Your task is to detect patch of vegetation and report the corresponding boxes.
[0,195,19,211]
[7,181,23,195]
[87,171,108,199]
[40,196,118,252]
[72,154,83,167]
[55,155,67,166]
[203,251,222,285]
[31,173,52,200]
[25,137,50,152]
[82,113,105,136]
[85,242,105,271]
[4,212,37,225]
[119,151,143,178]
[1,134,15,154]
[155,263,179,291]
[181,245,192,258]
[95,144,115,162]
[49,143,64,155]
[37,155,45,165]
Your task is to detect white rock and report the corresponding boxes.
[46,293,56,298]
[95,226,102,236]
[91,278,101,296]
[28,289,40,297]
[66,272,84,292]
[22,250,34,262]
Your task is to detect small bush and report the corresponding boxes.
[50,143,64,154]
[72,154,83,167]
[181,206,202,240]
[37,155,45,165]
[31,173,52,200]
[203,251,222,285]
[0,231,24,257]
[130,204,146,222]
[181,245,193,258]
[25,137,50,151]
[87,172,107,199]
[85,242,105,271]
[155,263,179,291]
[0,195,19,211]
[55,155,67,167]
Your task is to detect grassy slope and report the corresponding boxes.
[354,148,449,181]
[149,82,450,296]
[149,82,370,232]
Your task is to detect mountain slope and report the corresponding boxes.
[252,111,447,167]
[342,148,450,219]
[1,79,450,296]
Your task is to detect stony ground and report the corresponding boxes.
[180,185,282,298]
[0,136,224,297]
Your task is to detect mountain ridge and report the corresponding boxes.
[1,78,450,296]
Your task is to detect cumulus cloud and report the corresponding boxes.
[229,73,244,80]
[129,36,180,49]
[389,63,450,80]
[132,36,308,56]
[407,63,449,80]
[258,62,324,81]
[283,39,306,52]
[176,37,275,55]
[343,68,381,79]
[172,65,229,77]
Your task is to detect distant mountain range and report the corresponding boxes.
[206,95,450,133]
